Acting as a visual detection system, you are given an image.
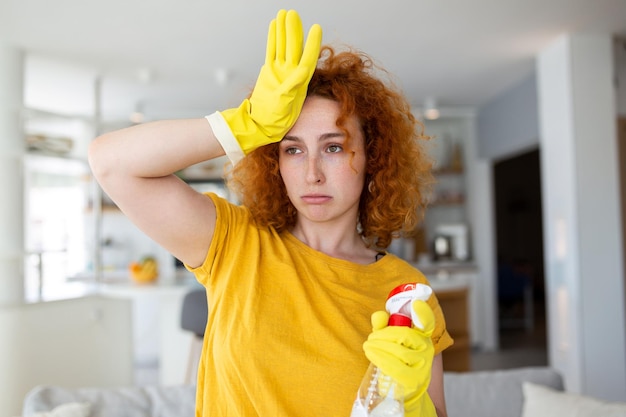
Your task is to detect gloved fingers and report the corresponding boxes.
[411,300,435,336]
[274,10,287,63]
[285,10,304,66]
[364,338,431,366]
[367,326,433,352]
[371,310,390,331]
[300,23,322,69]
[263,9,320,85]
[363,343,430,390]
[265,12,279,65]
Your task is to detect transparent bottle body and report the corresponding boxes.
[350,363,404,417]
[350,283,432,417]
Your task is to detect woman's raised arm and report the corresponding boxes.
[89,9,321,269]
[88,118,223,268]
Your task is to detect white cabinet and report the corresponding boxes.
[0,295,134,414]
[99,278,203,385]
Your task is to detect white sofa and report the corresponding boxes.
[21,367,575,417]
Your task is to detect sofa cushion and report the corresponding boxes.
[521,382,626,417]
[20,402,91,417]
[22,385,195,417]
[443,367,563,417]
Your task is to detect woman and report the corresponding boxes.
[89,10,452,417]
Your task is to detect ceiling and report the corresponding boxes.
[3,0,626,123]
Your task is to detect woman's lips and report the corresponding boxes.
[301,194,332,204]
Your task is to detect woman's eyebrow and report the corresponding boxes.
[319,132,345,141]
[281,135,300,142]
[282,132,345,142]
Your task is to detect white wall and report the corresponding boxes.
[616,39,626,116]
[477,75,539,161]
[537,33,626,401]
[0,43,25,305]
[0,295,133,415]
[476,33,626,399]
[463,116,498,351]
[24,55,97,118]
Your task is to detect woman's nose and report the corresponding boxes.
[305,155,325,184]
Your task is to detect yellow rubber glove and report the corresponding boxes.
[206,9,322,164]
[363,300,437,417]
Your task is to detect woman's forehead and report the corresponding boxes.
[294,97,361,131]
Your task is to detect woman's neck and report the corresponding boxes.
[289,220,377,264]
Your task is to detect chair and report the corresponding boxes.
[180,288,208,384]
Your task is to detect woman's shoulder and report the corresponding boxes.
[205,192,249,217]
[382,253,422,270]
[376,253,429,282]
[206,192,283,242]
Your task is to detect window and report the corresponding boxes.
[24,155,92,301]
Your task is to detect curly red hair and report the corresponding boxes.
[227,46,433,249]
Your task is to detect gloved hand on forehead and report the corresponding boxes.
[206,9,322,164]
[363,300,438,417]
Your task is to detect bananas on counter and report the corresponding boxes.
[129,256,159,284]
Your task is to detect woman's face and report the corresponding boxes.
[279,96,367,227]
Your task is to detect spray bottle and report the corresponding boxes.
[350,283,432,417]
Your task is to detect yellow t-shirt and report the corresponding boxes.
[187,193,453,417]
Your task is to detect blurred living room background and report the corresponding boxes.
[1,0,626,414]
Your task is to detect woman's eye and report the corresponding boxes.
[327,144,343,153]
[285,147,302,155]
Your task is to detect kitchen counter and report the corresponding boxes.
[413,260,483,350]
[429,275,471,292]
[27,270,200,304]
[411,260,477,291]
[27,262,479,382]
[413,260,478,275]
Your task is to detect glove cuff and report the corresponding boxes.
[404,391,437,417]
[205,112,246,165]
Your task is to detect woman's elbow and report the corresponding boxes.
[88,134,116,183]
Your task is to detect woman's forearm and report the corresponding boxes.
[428,354,448,417]
[88,118,224,181]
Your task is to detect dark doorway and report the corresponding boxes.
[493,148,547,359]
